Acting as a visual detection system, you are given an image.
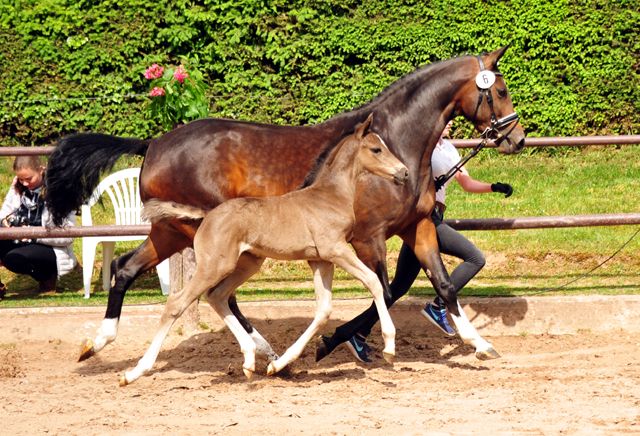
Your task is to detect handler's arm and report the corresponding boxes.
[454,167,493,193]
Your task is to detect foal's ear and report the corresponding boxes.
[355,113,374,140]
[485,44,511,69]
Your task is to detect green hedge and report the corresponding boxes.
[1,0,638,146]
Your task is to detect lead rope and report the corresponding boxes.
[468,226,640,298]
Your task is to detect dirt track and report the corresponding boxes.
[1,300,640,435]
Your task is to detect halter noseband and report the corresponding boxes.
[434,55,520,192]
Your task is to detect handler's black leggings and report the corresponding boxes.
[0,240,57,283]
[355,211,486,338]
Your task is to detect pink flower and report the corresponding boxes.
[144,63,164,79]
[174,65,188,83]
[149,86,165,97]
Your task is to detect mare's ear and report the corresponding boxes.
[485,44,511,69]
[355,113,374,140]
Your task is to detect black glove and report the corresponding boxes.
[491,182,513,198]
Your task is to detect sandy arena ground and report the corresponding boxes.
[1,298,640,435]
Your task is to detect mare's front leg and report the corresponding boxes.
[411,219,500,360]
[267,261,334,375]
[79,225,192,362]
[204,253,268,379]
[329,244,395,363]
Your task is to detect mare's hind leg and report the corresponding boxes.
[79,224,193,362]
[267,261,334,376]
[411,219,499,360]
[204,253,268,379]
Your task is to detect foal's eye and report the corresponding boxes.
[372,148,382,154]
[497,88,508,98]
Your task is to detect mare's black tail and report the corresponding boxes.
[45,133,149,226]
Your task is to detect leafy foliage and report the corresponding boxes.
[0,0,638,146]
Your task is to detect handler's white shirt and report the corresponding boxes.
[431,139,461,205]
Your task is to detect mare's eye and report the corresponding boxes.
[372,148,382,154]
[497,88,507,98]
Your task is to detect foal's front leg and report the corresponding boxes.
[329,244,396,363]
[266,261,334,376]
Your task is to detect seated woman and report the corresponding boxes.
[0,156,77,299]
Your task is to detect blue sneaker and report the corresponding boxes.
[345,335,373,363]
[421,303,456,336]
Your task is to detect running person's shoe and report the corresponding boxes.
[345,335,373,362]
[421,303,456,336]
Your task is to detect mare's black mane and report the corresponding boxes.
[299,55,468,190]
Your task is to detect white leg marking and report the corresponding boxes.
[93,318,119,352]
[208,291,258,378]
[449,302,493,352]
[249,330,279,362]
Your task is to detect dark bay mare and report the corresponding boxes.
[46,46,525,364]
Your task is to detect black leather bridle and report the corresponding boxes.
[434,55,519,192]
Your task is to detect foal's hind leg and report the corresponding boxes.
[79,225,192,362]
[205,253,268,379]
[228,294,280,362]
[267,261,334,376]
[120,267,218,386]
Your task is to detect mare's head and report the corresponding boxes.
[355,114,409,185]
[453,45,526,154]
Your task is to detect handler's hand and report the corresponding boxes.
[1,215,13,228]
[491,182,513,198]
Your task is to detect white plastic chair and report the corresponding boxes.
[81,168,170,298]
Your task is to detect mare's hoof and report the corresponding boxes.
[78,338,96,362]
[243,367,254,379]
[119,376,129,387]
[314,336,330,362]
[382,351,394,365]
[476,347,501,361]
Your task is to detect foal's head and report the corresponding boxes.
[353,113,409,186]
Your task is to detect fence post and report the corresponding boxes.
[169,247,199,331]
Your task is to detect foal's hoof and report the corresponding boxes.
[382,351,394,365]
[243,367,254,379]
[78,338,96,362]
[119,375,129,387]
[314,336,330,362]
[266,362,278,376]
[476,347,501,361]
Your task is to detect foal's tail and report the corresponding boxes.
[46,133,150,226]
[142,199,206,224]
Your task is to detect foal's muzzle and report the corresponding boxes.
[393,168,409,186]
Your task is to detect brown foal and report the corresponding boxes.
[120,114,409,385]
